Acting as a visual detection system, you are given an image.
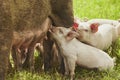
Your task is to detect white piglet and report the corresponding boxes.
[75,18,120,50]
[87,19,120,26]
[49,27,115,80]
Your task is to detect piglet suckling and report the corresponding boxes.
[49,27,115,80]
[74,18,120,50]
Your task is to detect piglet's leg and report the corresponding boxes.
[64,58,69,76]
[67,58,76,80]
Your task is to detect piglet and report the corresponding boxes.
[87,19,119,26]
[49,27,115,80]
[75,18,120,50]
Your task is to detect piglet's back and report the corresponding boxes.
[71,39,114,70]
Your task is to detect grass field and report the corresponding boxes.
[7,0,120,80]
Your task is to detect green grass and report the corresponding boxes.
[7,0,120,80]
[73,0,120,19]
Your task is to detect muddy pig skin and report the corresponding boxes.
[12,17,52,71]
[12,30,34,71]
[50,27,115,80]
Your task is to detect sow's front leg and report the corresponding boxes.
[43,32,65,74]
[43,33,54,72]
[0,1,13,79]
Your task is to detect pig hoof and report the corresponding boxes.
[65,72,69,76]
[70,74,75,80]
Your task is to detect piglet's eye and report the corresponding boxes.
[59,29,63,34]
[84,29,88,32]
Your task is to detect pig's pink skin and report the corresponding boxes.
[87,19,119,26]
[75,18,120,50]
[50,27,115,80]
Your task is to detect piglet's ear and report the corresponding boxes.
[90,23,99,33]
[66,31,79,41]
[72,22,79,31]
